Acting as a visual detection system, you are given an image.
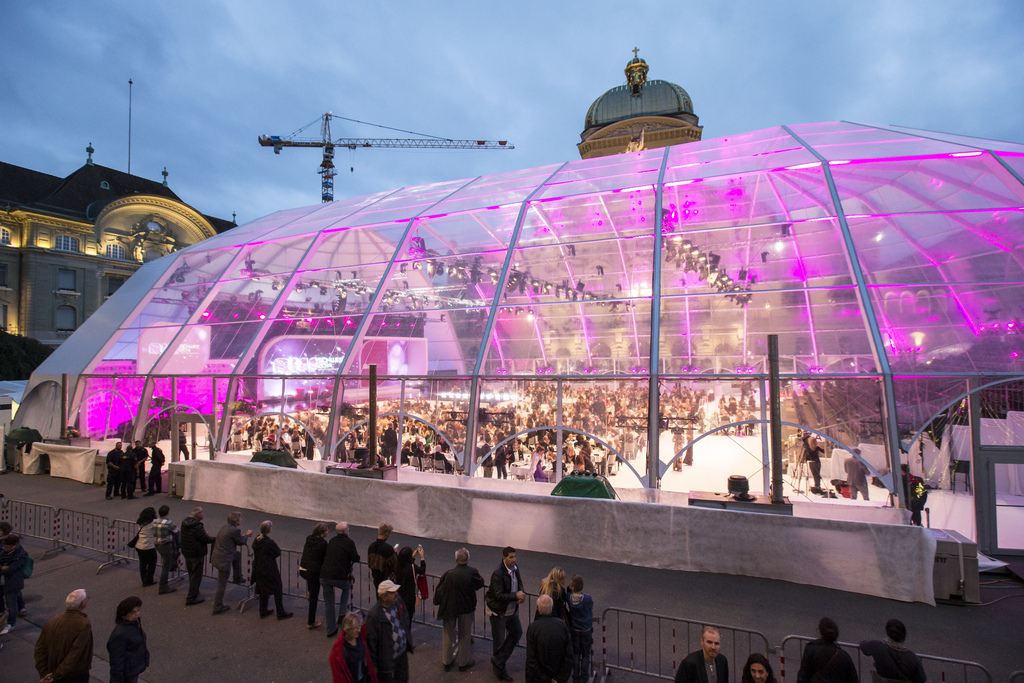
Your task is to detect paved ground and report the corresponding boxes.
[0,470,1021,682]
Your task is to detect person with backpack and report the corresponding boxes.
[0,533,30,634]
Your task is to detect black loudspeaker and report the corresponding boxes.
[728,475,753,501]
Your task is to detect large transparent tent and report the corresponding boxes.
[20,121,1024,553]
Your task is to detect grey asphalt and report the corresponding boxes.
[0,470,1021,683]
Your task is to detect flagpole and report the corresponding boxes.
[128,78,133,175]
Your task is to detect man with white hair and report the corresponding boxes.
[525,594,573,683]
[321,521,360,638]
[434,547,486,672]
[34,589,94,683]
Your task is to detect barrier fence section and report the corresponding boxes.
[1008,671,1024,683]
[600,607,770,681]
[0,498,58,547]
[779,635,992,683]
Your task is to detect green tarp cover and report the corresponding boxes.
[250,450,299,468]
[550,474,616,499]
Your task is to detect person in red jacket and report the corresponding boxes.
[330,611,378,683]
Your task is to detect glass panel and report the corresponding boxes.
[303,225,404,271]
[533,149,664,200]
[119,285,195,330]
[257,190,397,241]
[484,298,651,375]
[832,156,1024,215]
[372,253,502,314]
[348,308,486,376]
[847,211,1024,287]
[869,284,1024,373]
[205,206,324,249]
[994,152,1024,180]
[333,178,474,228]
[661,217,854,299]
[660,289,873,375]
[408,203,522,255]
[161,248,239,286]
[664,131,819,182]
[283,262,390,319]
[221,235,319,280]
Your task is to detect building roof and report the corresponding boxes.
[0,160,235,233]
[585,80,695,131]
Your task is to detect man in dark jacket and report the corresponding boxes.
[117,445,137,499]
[179,506,215,606]
[105,442,123,500]
[796,618,857,683]
[860,619,926,683]
[34,589,93,683]
[321,521,360,638]
[130,440,149,494]
[485,546,525,682]
[367,522,396,592]
[434,547,486,672]
[366,580,413,683]
[0,534,29,634]
[674,626,728,683]
[525,594,573,683]
[144,443,165,495]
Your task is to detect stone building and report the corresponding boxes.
[579,51,702,159]
[0,145,234,346]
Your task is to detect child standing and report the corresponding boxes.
[566,574,595,683]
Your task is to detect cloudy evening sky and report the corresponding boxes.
[3,1,1022,225]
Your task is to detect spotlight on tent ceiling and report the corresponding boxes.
[576,280,585,293]
[489,270,499,285]
[427,261,436,278]
[781,223,792,237]
[596,265,604,276]
[412,261,422,271]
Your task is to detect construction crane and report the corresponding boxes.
[259,112,514,202]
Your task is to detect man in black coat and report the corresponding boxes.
[485,546,525,682]
[130,440,149,494]
[859,619,926,683]
[145,444,165,495]
[179,507,215,606]
[117,445,137,499]
[674,626,728,683]
[105,442,123,500]
[434,547,486,672]
[321,521,361,638]
[525,594,573,683]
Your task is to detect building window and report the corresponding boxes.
[58,268,76,292]
[107,276,125,297]
[54,235,80,252]
[0,264,7,287]
[56,305,76,332]
[106,244,126,260]
[0,304,6,331]
[0,227,10,245]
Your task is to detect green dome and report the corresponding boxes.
[584,80,695,130]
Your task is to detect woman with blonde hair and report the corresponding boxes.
[535,567,569,622]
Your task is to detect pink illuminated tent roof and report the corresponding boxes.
[25,121,1024,399]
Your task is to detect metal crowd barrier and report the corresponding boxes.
[599,607,770,681]
[1008,671,1024,683]
[0,498,58,546]
[779,635,992,683]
